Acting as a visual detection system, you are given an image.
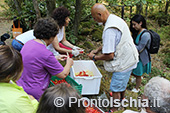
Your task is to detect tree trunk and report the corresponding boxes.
[96,0,98,3]
[32,0,41,19]
[130,6,132,19]
[136,2,143,14]
[13,0,22,15]
[145,3,148,20]
[165,0,170,15]
[74,0,82,37]
[121,6,124,19]
[46,0,56,17]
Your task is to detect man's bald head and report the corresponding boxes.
[91,3,107,13]
[91,3,110,24]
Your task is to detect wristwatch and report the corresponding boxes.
[92,55,96,61]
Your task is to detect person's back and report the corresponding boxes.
[17,39,64,100]
[0,81,38,113]
[16,30,36,44]
[12,29,36,51]
[0,45,38,113]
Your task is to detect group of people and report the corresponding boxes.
[0,3,169,113]
[88,3,169,113]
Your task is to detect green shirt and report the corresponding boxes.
[0,81,38,113]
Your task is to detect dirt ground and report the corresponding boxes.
[0,0,13,45]
[0,19,13,45]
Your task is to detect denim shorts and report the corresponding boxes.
[12,39,23,51]
[110,70,132,92]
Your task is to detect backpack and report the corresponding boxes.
[139,30,160,54]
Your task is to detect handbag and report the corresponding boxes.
[12,20,23,39]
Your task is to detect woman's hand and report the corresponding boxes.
[73,46,84,51]
[55,55,67,61]
[66,52,73,66]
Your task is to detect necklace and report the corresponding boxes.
[40,39,47,47]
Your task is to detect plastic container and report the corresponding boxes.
[70,60,102,95]
[49,75,82,94]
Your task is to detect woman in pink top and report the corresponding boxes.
[17,18,73,101]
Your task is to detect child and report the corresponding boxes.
[37,83,85,113]
[0,45,38,113]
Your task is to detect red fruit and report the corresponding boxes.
[80,51,84,53]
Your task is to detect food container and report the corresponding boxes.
[70,60,102,95]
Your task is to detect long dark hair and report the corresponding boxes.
[130,14,147,40]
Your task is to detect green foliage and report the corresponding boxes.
[161,42,170,68]
[83,41,95,49]
[3,0,16,16]
[163,55,170,68]
[66,30,77,44]
[3,0,47,29]
[77,35,86,41]
[92,30,102,42]
[79,28,93,35]
[159,26,170,40]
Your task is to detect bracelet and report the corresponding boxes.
[92,55,96,61]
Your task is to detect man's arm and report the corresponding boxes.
[90,46,102,54]
[88,52,114,61]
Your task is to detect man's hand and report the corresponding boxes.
[88,53,95,60]
[90,49,98,54]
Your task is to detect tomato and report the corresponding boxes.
[75,71,93,77]
[80,51,84,53]
[86,107,100,113]
[51,79,68,85]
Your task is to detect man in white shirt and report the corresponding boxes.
[88,3,139,112]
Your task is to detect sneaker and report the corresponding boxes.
[132,88,140,93]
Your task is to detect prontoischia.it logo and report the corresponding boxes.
[54,97,160,108]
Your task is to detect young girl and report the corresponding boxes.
[0,45,38,113]
[37,83,85,113]
[130,14,152,93]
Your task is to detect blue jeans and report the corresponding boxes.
[12,39,23,52]
[110,70,132,92]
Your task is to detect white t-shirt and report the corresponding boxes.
[16,30,36,44]
[57,26,64,42]
[102,28,137,72]
[46,27,64,56]
[16,29,64,56]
